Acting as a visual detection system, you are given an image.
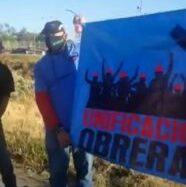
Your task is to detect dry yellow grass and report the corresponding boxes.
[2,94,47,173]
[0,54,40,64]
[4,95,43,139]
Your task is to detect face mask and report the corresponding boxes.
[45,35,66,52]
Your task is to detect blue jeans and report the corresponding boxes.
[45,130,93,187]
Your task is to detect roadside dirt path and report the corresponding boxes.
[0,163,49,187]
[0,162,77,187]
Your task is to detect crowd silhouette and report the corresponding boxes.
[85,53,186,119]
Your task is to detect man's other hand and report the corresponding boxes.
[57,130,71,147]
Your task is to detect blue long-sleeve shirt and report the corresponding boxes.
[34,45,78,132]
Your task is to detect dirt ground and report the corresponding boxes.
[0,162,79,187]
[0,163,49,187]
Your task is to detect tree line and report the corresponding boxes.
[0,23,44,50]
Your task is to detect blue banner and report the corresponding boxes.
[71,9,186,184]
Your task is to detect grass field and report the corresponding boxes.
[0,54,185,187]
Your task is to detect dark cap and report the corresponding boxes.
[41,20,65,35]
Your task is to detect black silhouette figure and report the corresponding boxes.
[85,70,102,108]
[163,73,182,118]
[180,73,186,95]
[179,73,186,118]
[130,72,148,113]
[114,67,139,111]
[148,52,173,115]
[168,73,178,91]
[101,60,124,109]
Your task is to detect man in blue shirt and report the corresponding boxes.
[34,20,93,187]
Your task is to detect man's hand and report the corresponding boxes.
[57,130,71,147]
